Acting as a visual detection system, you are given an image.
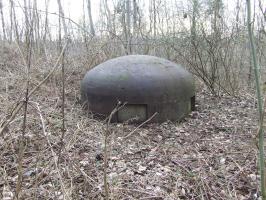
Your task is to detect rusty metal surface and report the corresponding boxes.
[81,55,195,123]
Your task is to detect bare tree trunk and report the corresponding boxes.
[126,0,132,53]
[57,0,66,168]
[57,0,68,37]
[148,0,156,37]
[153,0,156,37]
[87,0,95,36]
[82,0,89,51]
[15,1,34,197]
[33,0,41,52]
[43,0,50,42]
[149,0,153,35]
[213,0,222,41]
[9,0,14,42]
[11,0,19,42]
[133,0,138,34]
[41,0,50,57]
[191,0,198,46]
[23,0,30,42]
[112,1,117,36]
[0,0,6,40]
[246,0,266,198]
[163,0,169,35]
[236,0,240,32]
[104,0,112,34]
[121,1,128,53]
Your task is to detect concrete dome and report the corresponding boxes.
[81,55,195,123]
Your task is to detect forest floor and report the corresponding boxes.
[0,45,261,199]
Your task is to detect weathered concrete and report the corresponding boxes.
[81,55,195,123]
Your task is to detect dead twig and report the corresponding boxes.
[15,14,33,198]
[104,102,126,200]
[123,112,158,139]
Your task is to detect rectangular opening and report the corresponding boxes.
[191,96,196,111]
[117,104,147,123]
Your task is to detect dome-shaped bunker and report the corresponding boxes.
[81,55,195,123]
